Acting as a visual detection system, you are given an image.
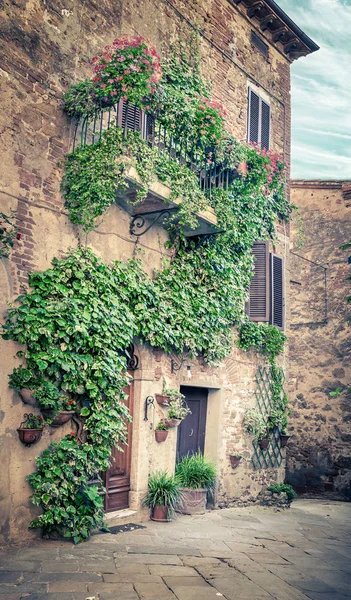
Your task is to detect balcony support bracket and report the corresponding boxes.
[129,208,178,237]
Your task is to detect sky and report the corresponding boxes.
[277,0,351,180]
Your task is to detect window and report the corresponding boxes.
[247,88,271,150]
[247,242,285,329]
[251,31,269,58]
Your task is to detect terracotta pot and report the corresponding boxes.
[17,428,43,446]
[280,434,290,448]
[19,389,37,406]
[178,487,207,515]
[155,394,170,406]
[167,418,182,428]
[151,505,169,522]
[155,429,169,442]
[230,455,242,469]
[260,438,270,450]
[41,410,75,427]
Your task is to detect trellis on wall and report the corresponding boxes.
[251,365,284,470]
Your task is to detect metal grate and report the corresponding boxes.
[251,365,284,470]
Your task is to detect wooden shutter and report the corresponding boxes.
[247,89,271,149]
[261,100,270,150]
[117,99,145,134]
[270,254,284,329]
[248,241,270,321]
[248,89,260,144]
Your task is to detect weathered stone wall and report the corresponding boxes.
[0,0,292,545]
[288,181,351,499]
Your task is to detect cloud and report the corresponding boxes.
[277,0,351,180]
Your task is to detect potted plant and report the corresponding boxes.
[9,366,39,406]
[268,409,290,447]
[244,409,270,450]
[35,382,76,427]
[155,381,172,406]
[175,452,216,515]
[167,394,191,427]
[155,420,170,442]
[142,471,182,522]
[17,413,44,446]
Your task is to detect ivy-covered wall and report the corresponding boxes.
[0,0,292,545]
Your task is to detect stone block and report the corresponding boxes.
[133,582,176,599]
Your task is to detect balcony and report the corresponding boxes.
[71,100,239,237]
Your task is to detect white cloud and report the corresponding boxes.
[278,0,351,179]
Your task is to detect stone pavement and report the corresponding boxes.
[1,500,351,600]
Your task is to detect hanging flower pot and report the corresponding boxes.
[17,414,44,446]
[41,409,75,427]
[155,394,170,406]
[230,455,242,469]
[19,388,37,406]
[155,429,169,442]
[260,438,270,450]
[280,434,290,448]
[167,418,182,428]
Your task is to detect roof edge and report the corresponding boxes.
[264,0,319,53]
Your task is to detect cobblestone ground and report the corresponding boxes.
[1,500,351,600]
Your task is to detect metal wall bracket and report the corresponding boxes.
[144,396,155,421]
[130,208,177,237]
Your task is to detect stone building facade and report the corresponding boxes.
[0,0,317,544]
[288,180,351,499]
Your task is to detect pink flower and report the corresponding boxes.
[115,76,123,82]
[100,84,107,89]
[117,56,125,62]
[111,90,117,96]
[108,78,114,84]
[124,69,131,75]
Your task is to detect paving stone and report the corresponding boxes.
[0,583,47,595]
[103,573,162,583]
[116,564,150,574]
[249,552,291,565]
[133,582,176,599]
[163,575,209,587]
[180,556,221,567]
[126,545,201,556]
[165,583,225,600]
[41,562,80,573]
[287,578,338,593]
[225,555,266,574]
[88,581,134,593]
[207,576,272,599]
[79,562,116,573]
[0,572,23,584]
[244,570,311,600]
[149,565,199,577]
[15,548,59,561]
[298,593,351,600]
[98,593,140,600]
[48,581,88,592]
[28,572,102,583]
[0,561,41,572]
[0,595,21,600]
[115,553,182,565]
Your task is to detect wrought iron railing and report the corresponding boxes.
[71,100,238,197]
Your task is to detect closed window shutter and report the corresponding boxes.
[248,241,270,321]
[121,101,142,132]
[261,100,270,150]
[248,89,260,144]
[270,254,284,329]
[247,89,271,150]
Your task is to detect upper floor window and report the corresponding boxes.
[247,88,271,150]
[247,241,285,330]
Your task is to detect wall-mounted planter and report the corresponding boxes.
[17,427,43,446]
[41,410,75,427]
[19,389,36,406]
[167,418,182,428]
[280,434,290,448]
[155,430,169,442]
[229,455,242,469]
[155,394,170,407]
[259,438,270,450]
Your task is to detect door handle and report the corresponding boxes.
[189,428,193,437]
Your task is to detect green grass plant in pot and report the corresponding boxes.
[244,408,270,449]
[175,452,216,515]
[142,471,182,522]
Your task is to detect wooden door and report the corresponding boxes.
[91,380,134,512]
[176,386,208,462]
